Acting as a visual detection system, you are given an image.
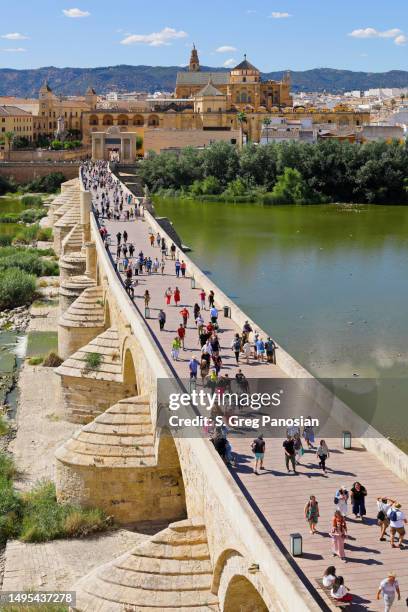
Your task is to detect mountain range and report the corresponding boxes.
[1,65,408,98]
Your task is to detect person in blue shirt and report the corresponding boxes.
[255,338,265,362]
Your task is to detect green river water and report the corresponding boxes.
[155,198,408,446]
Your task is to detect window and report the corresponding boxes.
[243,77,246,83]
[207,107,211,112]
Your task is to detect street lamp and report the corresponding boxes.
[343,431,352,450]
[290,533,303,556]
[191,276,196,289]
[145,306,150,318]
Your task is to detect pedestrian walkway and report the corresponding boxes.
[93,174,408,611]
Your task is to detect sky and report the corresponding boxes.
[1,0,408,72]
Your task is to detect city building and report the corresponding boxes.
[0,105,34,149]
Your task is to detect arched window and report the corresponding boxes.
[89,115,99,126]
[132,115,144,126]
[117,114,129,126]
[148,115,160,127]
[102,115,113,126]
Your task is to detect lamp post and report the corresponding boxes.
[191,276,196,289]
[343,431,352,450]
[145,306,150,319]
[290,533,303,557]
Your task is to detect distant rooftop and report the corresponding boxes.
[0,105,32,116]
[176,72,229,86]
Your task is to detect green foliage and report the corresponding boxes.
[19,208,47,224]
[0,414,9,435]
[19,481,110,542]
[141,139,408,204]
[136,135,143,150]
[12,136,31,149]
[1,604,68,612]
[36,227,53,241]
[23,172,65,194]
[0,235,13,247]
[0,175,16,196]
[270,168,309,204]
[21,195,44,207]
[50,140,63,150]
[0,251,58,277]
[0,452,21,544]
[0,268,36,310]
[190,175,222,196]
[84,352,102,370]
[28,356,44,366]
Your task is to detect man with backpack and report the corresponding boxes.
[251,433,265,475]
[231,334,241,365]
[387,503,407,549]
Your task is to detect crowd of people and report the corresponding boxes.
[82,161,406,611]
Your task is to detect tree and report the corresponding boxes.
[271,167,308,204]
[263,117,272,143]
[237,111,247,146]
[4,131,14,160]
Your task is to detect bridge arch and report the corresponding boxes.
[223,575,268,612]
[123,346,138,395]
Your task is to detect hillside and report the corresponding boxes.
[1,65,408,97]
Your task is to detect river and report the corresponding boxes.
[154,198,408,447]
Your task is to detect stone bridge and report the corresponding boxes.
[50,172,408,611]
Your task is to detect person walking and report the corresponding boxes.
[210,305,218,324]
[283,435,297,473]
[193,303,200,321]
[208,290,215,308]
[330,510,347,562]
[116,231,122,245]
[177,323,186,350]
[161,259,165,275]
[158,309,166,331]
[265,337,276,364]
[199,289,206,310]
[255,337,266,362]
[123,230,128,243]
[302,420,315,449]
[387,502,407,549]
[170,243,176,260]
[304,495,319,534]
[293,433,304,465]
[231,334,241,365]
[144,290,150,308]
[149,234,155,247]
[251,434,265,474]
[316,440,329,474]
[174,286,181,307]
[171,336,181,361]
[377,496,394,541]
[376,573,400,611]
[331,577,353,603]
[180,307,189,328]
[175,259,181,278]
[180,260,187,278]
[334,486,349,517]
[350,481,367,520]
[189,356,199,381]
[164,287,172,306]
[242,339,251,364]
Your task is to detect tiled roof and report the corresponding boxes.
[197,80,224,97]
[176,71,229,86]
[0,105,32,117]
[232,58,259,72]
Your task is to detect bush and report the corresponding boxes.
[0,252,59,277]
[84,352,102,370]
[0,268,36,310]
[36,227,52,241]
[0,414,9,435]
[19,480,110,542]
[0,452,21,544]
[0,235,12,247]
[28,356,44,366]
[23,172,65,194]
[0,176,16,196]
[20,208,47,224]
[42,352,63,368]
[13,224,40,244]
[21,195,43,207]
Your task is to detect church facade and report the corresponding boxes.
[175,46,293,111]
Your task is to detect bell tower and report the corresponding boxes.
[189,44,200,72]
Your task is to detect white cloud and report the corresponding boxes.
[349,27,407,46]
[223,58,236,67]
[1,33,29,40]
[62,8,90,18]
[1,47,26,52]
[394,34,407,46]
[121,27,188,47]
[270,11,291,19]
[349,27,401,39]
[216,45,237,53]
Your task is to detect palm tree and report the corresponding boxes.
[237,111,247,147]
[263,116,272,143]
[4,131,14,161]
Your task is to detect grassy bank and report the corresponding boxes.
[0,451,111,545]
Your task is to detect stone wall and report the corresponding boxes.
[0,162,80,183]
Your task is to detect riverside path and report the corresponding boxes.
[94,183,408,611]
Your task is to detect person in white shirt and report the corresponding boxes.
[376,573,400,611]
[377,496,394,541]
[331,576,352,602]
[322,566,336,588]
[387,503,407,548]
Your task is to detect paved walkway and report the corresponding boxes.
[97,188,407,611]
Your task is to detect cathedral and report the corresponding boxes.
[175,45,293,111]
